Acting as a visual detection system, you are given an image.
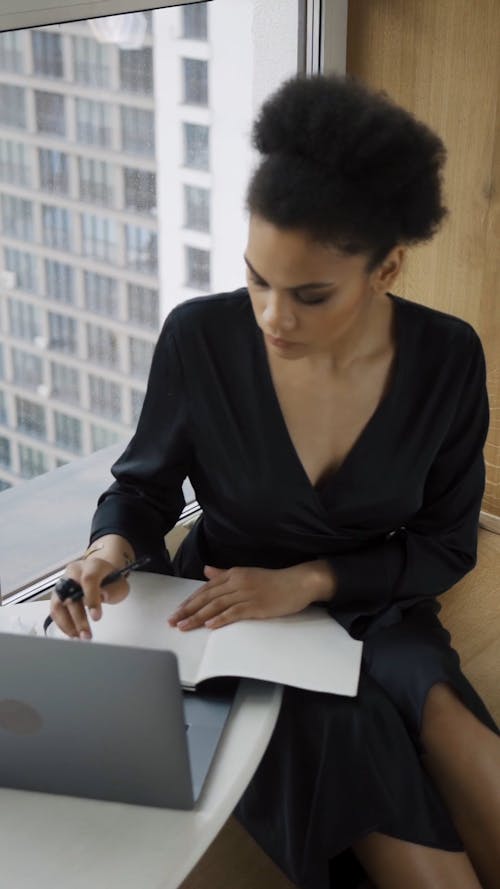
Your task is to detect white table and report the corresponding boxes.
[0,679,282,889]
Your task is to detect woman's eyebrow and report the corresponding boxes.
[243,255,335,290]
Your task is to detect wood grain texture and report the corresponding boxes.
[346,0,500,518]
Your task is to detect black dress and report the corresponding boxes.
[90,288,499,889]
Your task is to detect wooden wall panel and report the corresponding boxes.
[345,0,500,523]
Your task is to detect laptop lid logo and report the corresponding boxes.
[0,699,43,735]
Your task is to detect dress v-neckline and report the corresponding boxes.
[255,292,404,499]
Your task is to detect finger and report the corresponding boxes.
[49,594,79,638]
[168,577,230,625]
[175,592,242,631]
[64,598,93,640]
[204,603,251,630]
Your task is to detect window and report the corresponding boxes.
[31,31,63,78]
[39,148,68,194]
[127,283,158,329]
[0,140,31,187]
[0,84,26,129]
[130,387,145,425]
[84,271,118,318]
[91,423,120,452]
[125,224,157,274]
[182,5,208,40]
[12,348,43,390]
[119,47,153,94]
[184,185,210,232]
[50,361,80,405]
[0,479,11,491]
[81,213,117,263]
[48,312,77,354]
[120,106,155,156]
[1,195,34,242]
[86,322,119,369]
[16,396,46,439]
[0,390,7,424]
[123,167,156,214]
[0,31,24,74]
[129,336,154,379]
[54,410,82,453]
[73,35,111,88]
[75,98,112,148]
[0,436,10,469]
[42,204,72,250]
[89,374,121,421]
[78,157,114,205]
[45,260,74,305]
[8,299,42,340]
[185,245,210,290]
[183,123,209,170]
[35,90,65,136]
[4,249,37,293]
[182,58,208,106]
[18,443,48,478]
[0,344,3,379]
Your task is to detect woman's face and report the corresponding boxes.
[245,214,403,362]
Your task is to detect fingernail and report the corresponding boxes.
[80,630,91,640]
[177,619,190,629]
[205,618,216,627]
[90,608,101,621]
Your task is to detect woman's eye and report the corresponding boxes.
[293,292,329,306]
[249,276,267,288]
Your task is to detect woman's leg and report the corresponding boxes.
[420,681,500,889]
[352,831,481,889]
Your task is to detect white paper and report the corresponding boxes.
[0,573,363,696]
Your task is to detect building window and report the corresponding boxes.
[4,248,37,293]
[75,98,112,148]
[35,90,65,136]
[81,213,118,264]
[89,374,122,421]
[73,35,111,88]
[50,361,80,405]
[130,387,145,425]
[182,4,208,40]
[0,84,26,129]
[0,139,31,187]
[12,348,43,390]
[78,157,114,206]
[45,260,74,304]
[39,148,69,194]
[16,396,46,440]
[1,195,34,242]
[0,31,24,74]
[182,58,208,106]
[8,298,42,340]
[184,184,210,232]
[185,245,210,290]
[123,167,156,214]
[86,322,119,369]
[120,106,155,156]
[91,423,120,451]
[18,443,48,478]
[129,336,154,380]
[183,122,209,170]
[0,344,3,379]
[31,31,63,78]
[42,204,72,250]
[127,283,159,330]
[54,410,82,454]
[0,436,10,469]
[84,271,118,318]
[0,390,7,424]
[125,224,157,274]
[48,312,77,354]
[119,47,153,94]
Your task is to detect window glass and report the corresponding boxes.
[39,149,69,194]
[0,435,11,468]
[79,157,115,206]
[129,335,154,379]
[125,223,158,274]
[73,35,111,88]
[182,57,208,105]
[0,84,26,129]
[182,5,208,40]
[119,47,153,93]
[8,298,42,340]
[75,98,113,147]
[1,195,34,242]
[54,410,82,453]
[124,167,156,214]
[50,361,80,405]
[48,311,77,354]
[12,347,43,390]
[16,396,46,439]
[31,31,63,78]
[35,90,65,136]
[18,443,48,478]
[120,106,155,156]
[0,32,24,74]
[91,423,120,451]
[4,248,37,292]
[185,245,210,290]
[84,271,119,318]
[89,374,122,421]
[127,283,158,329]
[184,184,210,231]
[81,212,118,263]
[183,122,209,169]
[86,322,119,369]
[45,260,74,304]
[42,204,72,250]
[0,139,31,186]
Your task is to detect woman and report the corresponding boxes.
[50,74,500,888]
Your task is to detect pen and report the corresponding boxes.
[43,555,151,635]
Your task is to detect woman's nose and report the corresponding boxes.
[261,291,296,330]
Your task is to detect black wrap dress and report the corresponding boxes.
[90,288,499,889]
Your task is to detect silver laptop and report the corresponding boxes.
[0,631,236,809]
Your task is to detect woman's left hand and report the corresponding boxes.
[168,560,336,631]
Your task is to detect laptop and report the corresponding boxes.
[0,631,236,809]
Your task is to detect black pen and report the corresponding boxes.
[43,555,151,635]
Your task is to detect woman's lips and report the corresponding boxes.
[266,334,298,349]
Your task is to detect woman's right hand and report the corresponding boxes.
[49,556,130,640]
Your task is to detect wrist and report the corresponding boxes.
[303,559,337,604]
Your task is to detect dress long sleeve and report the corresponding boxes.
[89,311,192,572]
[327,327,489,633]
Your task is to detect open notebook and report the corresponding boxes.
[0,573,363,696]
